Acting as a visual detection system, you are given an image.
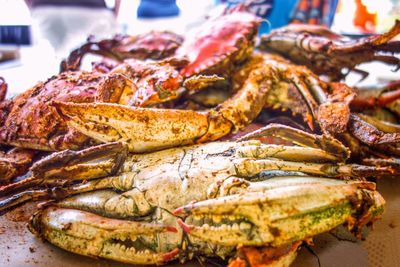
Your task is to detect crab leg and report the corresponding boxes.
[349,114,400,146]
[29,207,180,265]
[357,114,400,133]
[239,123,350,161]
[261,53,328,129]
[0,176,125,214]
[236,142,341,162]
[175,180,384,246]
[259,20,400,80]
[234,158,394,179]
[0,142,126,197]
[351,82,400,110]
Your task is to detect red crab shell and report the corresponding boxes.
[60,31,184,72]
[0,71,132,151]
[112,31,184,60]
[113,58,185,107]
[177,10,261,77]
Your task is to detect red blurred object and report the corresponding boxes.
[354,0,377,33]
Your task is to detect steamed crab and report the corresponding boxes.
[260,20,400,81]
[60,31,185,72]
[0,125,386,265]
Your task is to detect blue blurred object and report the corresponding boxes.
[216,0,338,34]
[0,25,31,45]
[137,0,180,18]
[216,0,298,34]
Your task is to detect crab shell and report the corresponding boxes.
[110,31,184,61]
[177,10,261,77]
[0,71,133,151]
[60,31,184,72]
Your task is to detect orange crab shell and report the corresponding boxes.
[178,10,261,77]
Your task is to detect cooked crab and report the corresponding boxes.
[259,20,400,81]
[60,31,185,72]
[0,72,136,151]
[0,125,386,266]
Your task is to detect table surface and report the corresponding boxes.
[1,177,399,267]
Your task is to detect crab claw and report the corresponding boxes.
[29,206,180,265]
[174,179,384,247]
[53,101,210,153]
[53,61,275,153]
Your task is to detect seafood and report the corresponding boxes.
[0,125,385,265]
[351,81,400,117]
[60,31,184,72]
[60,8,260,107]
[0,147,36,185]
[48,51,400,180]
[239,53,400,162]
[0,10,398,266]
[98,7,261,106]
[349,81,400,170]
[0,72,134,151]
[259,20,400,81]
[0,8,261,151]
[51,60,275,152]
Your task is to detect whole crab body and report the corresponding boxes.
[18,126,385,265]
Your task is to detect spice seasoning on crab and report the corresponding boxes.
[0,125,384,265]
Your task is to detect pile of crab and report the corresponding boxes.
[1,5,400,266]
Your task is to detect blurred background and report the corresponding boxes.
[0,0,399,95]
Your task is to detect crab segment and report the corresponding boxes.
[110,59,184,107]
[0,142,126,197]
[236,143,341,162]
[29,207,179,265]
[56,189,154,219]
[175,181,384,247]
